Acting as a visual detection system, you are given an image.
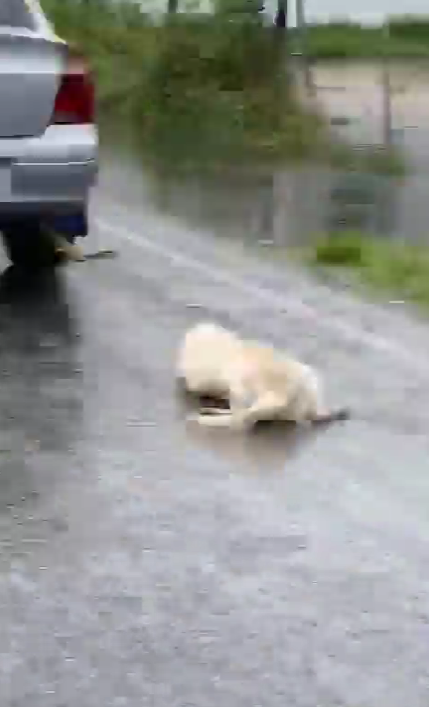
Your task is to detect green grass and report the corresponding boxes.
[292,18,429,59]
[41,0,328,169]
[327,143,407,177]
[307,231,429,310]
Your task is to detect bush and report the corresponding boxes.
[309,230,429,310]
[293,19,429,59]
[138,18,324,164]
[311,231,369,266]
[41,0,325,167]
[388,16,429,42]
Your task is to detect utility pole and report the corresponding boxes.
[167,0,179,13]
[381,21,393,149]
[274,0,287,29]
[295,0,313,92]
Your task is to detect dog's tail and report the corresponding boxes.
[312,407,350,425]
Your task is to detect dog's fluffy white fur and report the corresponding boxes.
[177,321,348,431]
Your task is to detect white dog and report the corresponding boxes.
[176,321,349,431]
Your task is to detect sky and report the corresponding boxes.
[139,0,429,23]
[294,0,429,24]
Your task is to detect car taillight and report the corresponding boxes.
[51,47,95,125]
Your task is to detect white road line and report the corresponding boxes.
[95,216,429,375]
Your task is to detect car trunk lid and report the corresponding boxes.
[0,28,63,138]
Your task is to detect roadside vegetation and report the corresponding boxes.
[40,0,409,173]
[291,17,429,59]
[40,1,426,305]
[41,0,327,168]
[306,231,429,311]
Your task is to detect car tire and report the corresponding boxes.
[1,220,59,269]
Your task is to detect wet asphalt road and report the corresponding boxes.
[1,156,429,706]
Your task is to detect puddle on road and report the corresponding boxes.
[183,421,324,475]
[175,388,337,476]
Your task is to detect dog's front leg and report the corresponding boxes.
[190,392,287,431]
[188,412,237,428]
[198,407,232,416]
[187,393,250,430]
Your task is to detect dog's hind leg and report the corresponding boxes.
[187,388,246,429]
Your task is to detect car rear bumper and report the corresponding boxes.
[0,124,98,226]
[0,158,97,207]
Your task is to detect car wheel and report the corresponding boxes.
[1,220,59,269]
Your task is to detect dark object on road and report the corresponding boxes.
[81,249,118,261]
[310,406,351,426]
[54,244,118,265]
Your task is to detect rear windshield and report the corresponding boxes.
[0,0,35,29]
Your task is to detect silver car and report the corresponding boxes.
[0,0,98,267]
